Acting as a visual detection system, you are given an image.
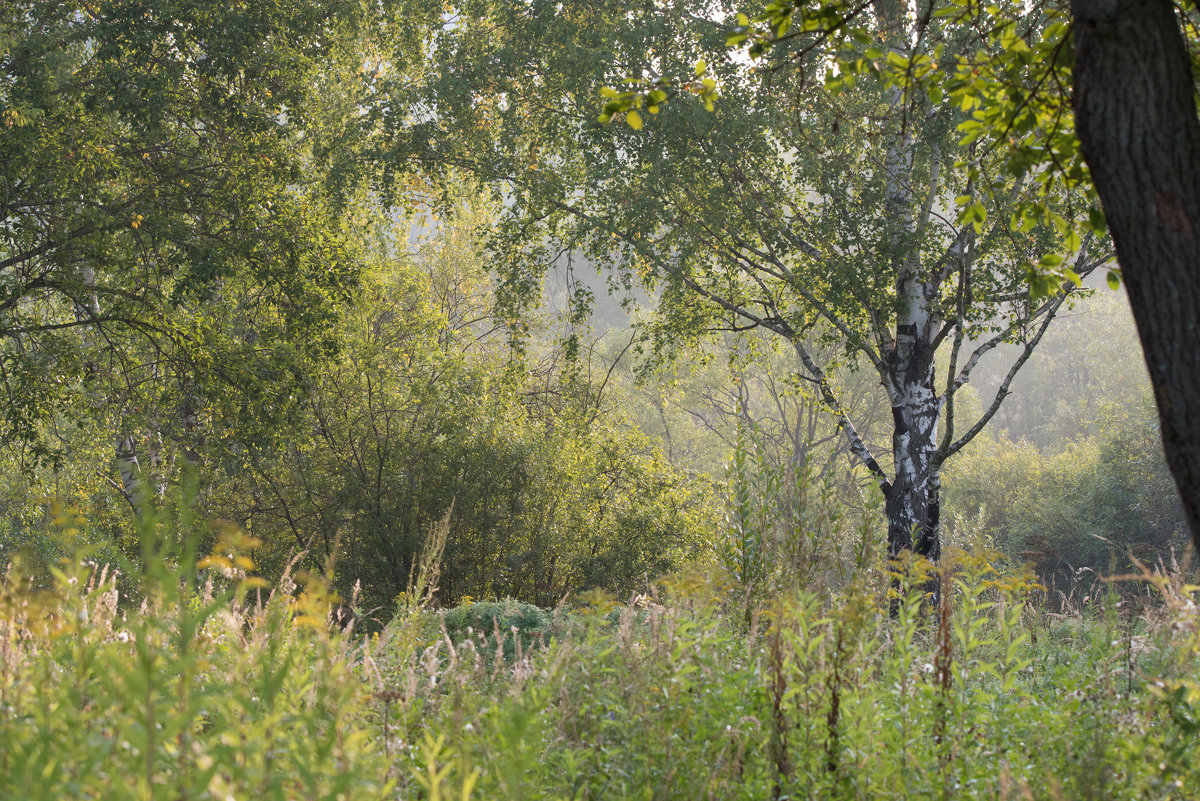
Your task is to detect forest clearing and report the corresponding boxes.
[4,0,1200,798]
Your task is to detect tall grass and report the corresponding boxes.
[374,549,1200,800]
[3,498,1200,799]
[0,505,388,801]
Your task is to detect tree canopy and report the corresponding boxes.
[413,0,1105,559]
[0,0,403,457]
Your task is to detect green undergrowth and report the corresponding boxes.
[5,509,1200,799]
[440,599,556,660]
[0,510,388,800]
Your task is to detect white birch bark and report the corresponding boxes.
[876,0,942,560]
[115,434,147,511]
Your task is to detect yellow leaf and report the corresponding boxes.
[626,110,643,130]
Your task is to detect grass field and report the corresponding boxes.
[3,523,1199,801]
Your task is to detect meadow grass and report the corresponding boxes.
[3,514,1200,800]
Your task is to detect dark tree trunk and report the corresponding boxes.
[1073,0,1200,549]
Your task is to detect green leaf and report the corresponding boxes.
[1107,270,1121,291]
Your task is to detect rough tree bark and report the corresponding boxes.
[885,316,941,562]
[878,0,941,561]
[1073,0,1200,548]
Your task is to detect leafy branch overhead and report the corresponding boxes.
[598,60,719,129]
[597,0,1117,295]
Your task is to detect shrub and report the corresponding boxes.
[442,599,552,658]
[944,404,1189,584]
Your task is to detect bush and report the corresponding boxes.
[442,599,552,658]
[943,401,1189,583]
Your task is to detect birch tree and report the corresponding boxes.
[706,0,1200,552]
[417,0,1105,559]
[677,0,1200,549]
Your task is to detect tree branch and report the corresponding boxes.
[938,251,1100,462]
[791,338,892,495]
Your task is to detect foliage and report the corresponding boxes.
[718,422,878,603]
[372,542,1200,800]
[0,0,425,454]
[193,200,716,614]
[0,500,389,801]
[607,0,1107,286]
[0,189,715,614]
[942,289,1187,581]
[11,506,1200,799]
[442,599,554,659]
[944,408,1189,585]
[416,0,1104,559]
[3,6,1195,798]
[0,440,136,585]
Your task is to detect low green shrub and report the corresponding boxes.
[442,599,552,658]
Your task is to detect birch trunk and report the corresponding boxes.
[885,337,941,560]
[877,0,942,560]
[115,434,147,511]
[883,228,943,560]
